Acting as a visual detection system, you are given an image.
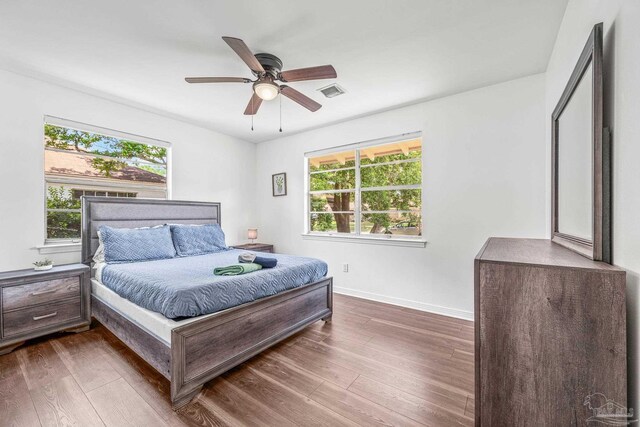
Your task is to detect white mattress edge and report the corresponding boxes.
[91,278,219,345]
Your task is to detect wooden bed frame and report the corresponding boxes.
[81,197,333,408]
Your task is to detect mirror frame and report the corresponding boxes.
[551,22,610,263]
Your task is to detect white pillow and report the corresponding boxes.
[93,230,105,263]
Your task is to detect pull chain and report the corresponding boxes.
[279,93,282,133]
[251,95,254,131]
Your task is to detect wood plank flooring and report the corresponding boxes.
[0,294,474,426]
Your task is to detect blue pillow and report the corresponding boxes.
[99,225,176,263]
[170,224,227,257]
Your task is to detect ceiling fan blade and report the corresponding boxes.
[280,86,322,112]
[244,92,263,115]
[280,65,336,82]
[222,36,265,74]
[185,77,251,84]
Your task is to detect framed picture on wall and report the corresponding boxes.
[272,172,287,197]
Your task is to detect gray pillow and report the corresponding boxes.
[100,225,176,263]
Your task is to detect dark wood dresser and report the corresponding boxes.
[0,263,91,355]
[475,238,626,426]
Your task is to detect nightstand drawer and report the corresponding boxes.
[3,297,81,337]
[2,277,80,311]
[233,244,274,253]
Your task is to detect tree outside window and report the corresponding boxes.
[308,137,422,237]
[44,123,168,241]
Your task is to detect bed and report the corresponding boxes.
[82,197,333,408]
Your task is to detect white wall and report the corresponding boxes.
[0,68,256,271]
[544,0,640,411]
[255,74,547,319]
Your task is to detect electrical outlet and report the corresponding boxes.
[343,263,349,273]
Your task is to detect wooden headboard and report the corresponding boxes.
[81,197,221,264]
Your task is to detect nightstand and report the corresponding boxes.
[0,263,91,355]
[232,243,274,253]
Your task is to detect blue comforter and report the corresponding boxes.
[100,249,328,318]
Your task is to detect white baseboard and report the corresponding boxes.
[333,286,474,321]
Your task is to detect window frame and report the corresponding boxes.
[43,116,172,245]
[304,132,426,246]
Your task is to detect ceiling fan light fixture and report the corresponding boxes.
[253,80,279,101]
[185,37,335,116]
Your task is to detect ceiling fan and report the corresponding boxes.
[185,37,337,116]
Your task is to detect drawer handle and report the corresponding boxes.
[31,289,57,296]
[32,312,58,321]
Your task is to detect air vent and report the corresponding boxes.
[318,84,346,98]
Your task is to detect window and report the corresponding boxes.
[71,190,137,199]
[306,133,423,240]
[44,118,169,242]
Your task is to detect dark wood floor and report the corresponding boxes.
[0,294,474,426]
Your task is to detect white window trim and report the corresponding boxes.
[303,131,426,247]
[301,233,427,248]
[43,116,172,246]
[35,242,82,255]
[304,131,422,156]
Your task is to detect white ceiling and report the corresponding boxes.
[0,0,567,143]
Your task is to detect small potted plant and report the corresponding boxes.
[33,259,54,271]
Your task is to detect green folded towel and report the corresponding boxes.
[214,263,263,276]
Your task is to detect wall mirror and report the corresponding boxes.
[552,22,610,262]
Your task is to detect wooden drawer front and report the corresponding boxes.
[183,284,330,382]
[3,298,81,337]
[2,277,80,311]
